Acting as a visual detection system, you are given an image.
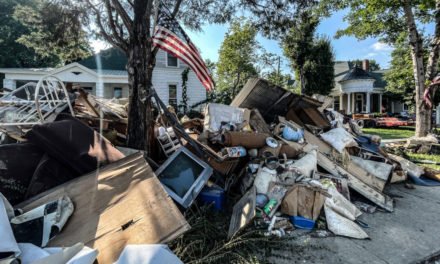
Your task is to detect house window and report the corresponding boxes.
[167,53,178,67]
[334,97,340,110]
[169,84,177,108]
[113,87,122,98]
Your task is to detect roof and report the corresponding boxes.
[78,48,127,71]
[369,70,387,88]
[339,66,375,82]
[0,68,53,74]
[91,69,127,76]
[0,63,127,78]
[333,62,389,90]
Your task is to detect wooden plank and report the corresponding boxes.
[280,118,393,211]
[16,153,190,263]
[249,109,271,134]
[315,151,393,212]
[297,126,387,192]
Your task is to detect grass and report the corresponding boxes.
[405,152,440,171]
[362,126,415,140]
[168,205,296,264]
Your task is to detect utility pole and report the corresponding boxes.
[277,56,281,86]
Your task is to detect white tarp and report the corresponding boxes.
[0,193,20,261]
[114,245,183,264]
[203,103,249,132]
[288,150,318,178]
[323,183,368,239]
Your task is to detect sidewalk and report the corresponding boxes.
[269,183,440,264]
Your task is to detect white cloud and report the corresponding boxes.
[371,42,393,52]
[366,52,378,58]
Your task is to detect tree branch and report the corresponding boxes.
[172,0,183,17]
[104,0,128,49]
[85,0,127,51]
[110,0,133,34]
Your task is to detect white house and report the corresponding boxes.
[331,60,407,114]
[0,48,207,109]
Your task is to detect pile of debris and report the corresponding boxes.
[1,77,439,263]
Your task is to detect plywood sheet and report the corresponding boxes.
[16,153,190,263]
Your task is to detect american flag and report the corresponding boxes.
[153,6,215,91]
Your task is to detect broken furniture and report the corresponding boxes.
[157,127,182,157]
[0,76,74,127]
[15,153,190,263]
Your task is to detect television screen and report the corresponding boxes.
[155,147,213,208]
[158,152,204,197]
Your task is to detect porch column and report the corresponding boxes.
[351,93,355,113]
[347,92,351,114]
[3,79,16,90]
[339,94,343,111]
[366,92,371,113]
[379,93,383,113]
[95,82,104,98]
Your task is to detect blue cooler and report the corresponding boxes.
[289,216,315,230]
[199,186,225,211]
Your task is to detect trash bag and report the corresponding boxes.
[320,128,358,153]
[324,205,369,239]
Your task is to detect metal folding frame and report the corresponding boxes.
[0,75,74,126]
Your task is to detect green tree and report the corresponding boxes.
[319,0,440,137]
[301,36,335,96]
[384,35,417,106]
[349,59,381,71]
[52,0,311,150]
[0,0,58,68]
[282,11,335,96]
[282,10,319,94]
[13,0,92,64]
[216,20,259,98]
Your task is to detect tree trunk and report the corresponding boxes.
[300,68,306,95]
[425,0,440,132]
[126,1,152,151]
[403,1,429,137]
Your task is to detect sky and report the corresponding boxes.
[91,9,431,73]
[183,9,395,73]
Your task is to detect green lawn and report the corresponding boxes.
[405,152,440,171]
[362,126,415,140]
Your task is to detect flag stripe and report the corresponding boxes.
[155,27,207,69]
[153,39,214,89]
[153,32,211,81]
[152,7,214,91]
[153,30,213,86]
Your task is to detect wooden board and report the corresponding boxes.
[298,126,387,192]
[16,153,190,263]
[315,150,393,212]
[231,78,330,128]
[231,78,296,123]
[280,118,393,211]
[249,109,271,134]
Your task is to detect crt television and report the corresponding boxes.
[155,147,213,208]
